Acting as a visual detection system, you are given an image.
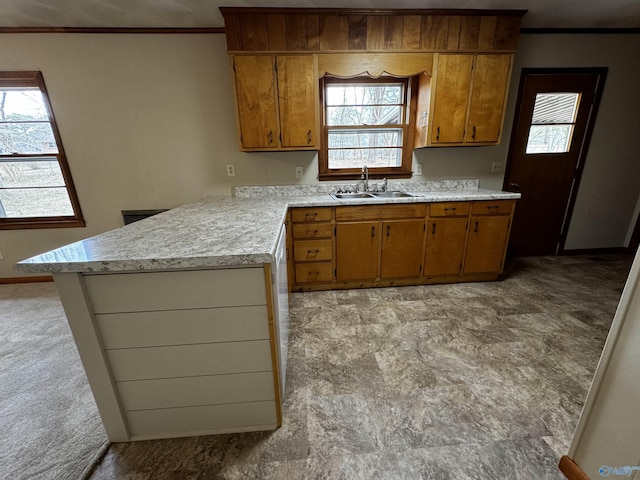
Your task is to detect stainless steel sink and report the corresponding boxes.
[331,191,414,200]
[370,191,415,198]
[331,192,374,199]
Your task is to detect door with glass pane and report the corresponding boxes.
[503,69,606,256]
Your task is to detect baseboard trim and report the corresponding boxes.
[560,247,627,256]
[559,456,590,480]
[0,276,53,284]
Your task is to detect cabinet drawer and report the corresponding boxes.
[429,202,470,217]
[295,263,333,283]
[336,204,427,221]
[291,207,332,223]
[471,200,514,216]
[293,239,332,262]
[292,223,333,239]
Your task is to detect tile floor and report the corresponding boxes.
[88,254,633,479]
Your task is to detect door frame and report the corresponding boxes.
[503,67,607,254]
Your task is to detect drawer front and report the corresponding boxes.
[107,340,272,381]
[295,262,333,283]
[117,371,275,411]
[429,202,470,217]
[126,400,277,437]
[292,223,333,239]
[84,268,266,314]
[336,204,427,221]
[293,239,332,262]
[471,200,514,216]
[291,207,332,223]
[96,305,269,349]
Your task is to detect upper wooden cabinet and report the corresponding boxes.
[416,53,513,147]
[231,54,318,151]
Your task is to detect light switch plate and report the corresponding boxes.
[414,163,423,176]
[0,250,4,261]
[491,162,503,173]
[226,164,236,177]
[295,166,303,179]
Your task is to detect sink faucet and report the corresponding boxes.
[361,165,369,192]
[382,178,388,192]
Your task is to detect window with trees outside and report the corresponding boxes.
[319,76,415,180]
[0,71,84,229]
[526,93,580,154]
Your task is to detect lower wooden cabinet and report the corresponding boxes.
[424,217,468,276]
[289,199,516,291]
[424,201,470,276]
[464,216,511,274]
[335,221,379,281]
[380,220,425,279]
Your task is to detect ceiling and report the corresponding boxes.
[0,0,639,29]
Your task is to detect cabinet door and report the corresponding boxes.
[424,217,468,276]
[336,222,379,281]
[233,55,279,149]
[277,55,317,148]
[465,55,512,143]
[380,220,425,279]
[430,54,473,144]
[464,216,511,274]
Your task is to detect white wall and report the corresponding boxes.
[568,248,640,478]
[0,32,639,278]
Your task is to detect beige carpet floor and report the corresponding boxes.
[0,282,108,480]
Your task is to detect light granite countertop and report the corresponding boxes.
[16,184,520,274]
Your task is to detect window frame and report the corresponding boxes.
[0,71,84,230]
[318,75,417,181]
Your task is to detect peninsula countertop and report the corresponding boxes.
[16,187,520,275]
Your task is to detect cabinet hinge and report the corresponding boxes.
[423,224,426,232]
[274,60,278,72]
[232,61,236,73]
[279,133,282,143]
[334,268,337,277]
[419,264,422,272]
[334,227,337,236]
[466,221,468,230]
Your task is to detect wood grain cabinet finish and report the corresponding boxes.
[418,53,513,147]
[335,205,426,282]
[424,202,470,276]
[464,201,514,274]
[232,54,318,151]
[289,200,515,290]
[290,207,334,284]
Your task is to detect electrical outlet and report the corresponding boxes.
[414,163,423,176]
[295,166,303,179]
[0,250,4,261]
[491,162,503,173]
[226,164,236,177]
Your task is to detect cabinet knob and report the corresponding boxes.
[307,130,312,144]
[432,223,436,234]
[436,126,440,141]
[371,226,375,238]
[268,130,273,144]
[471,126,476,140]
[474,221,479,233]
[387,225,391,237]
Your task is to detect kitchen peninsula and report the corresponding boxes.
[17,180,519,442]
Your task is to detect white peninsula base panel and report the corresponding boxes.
[54,266,284,442]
